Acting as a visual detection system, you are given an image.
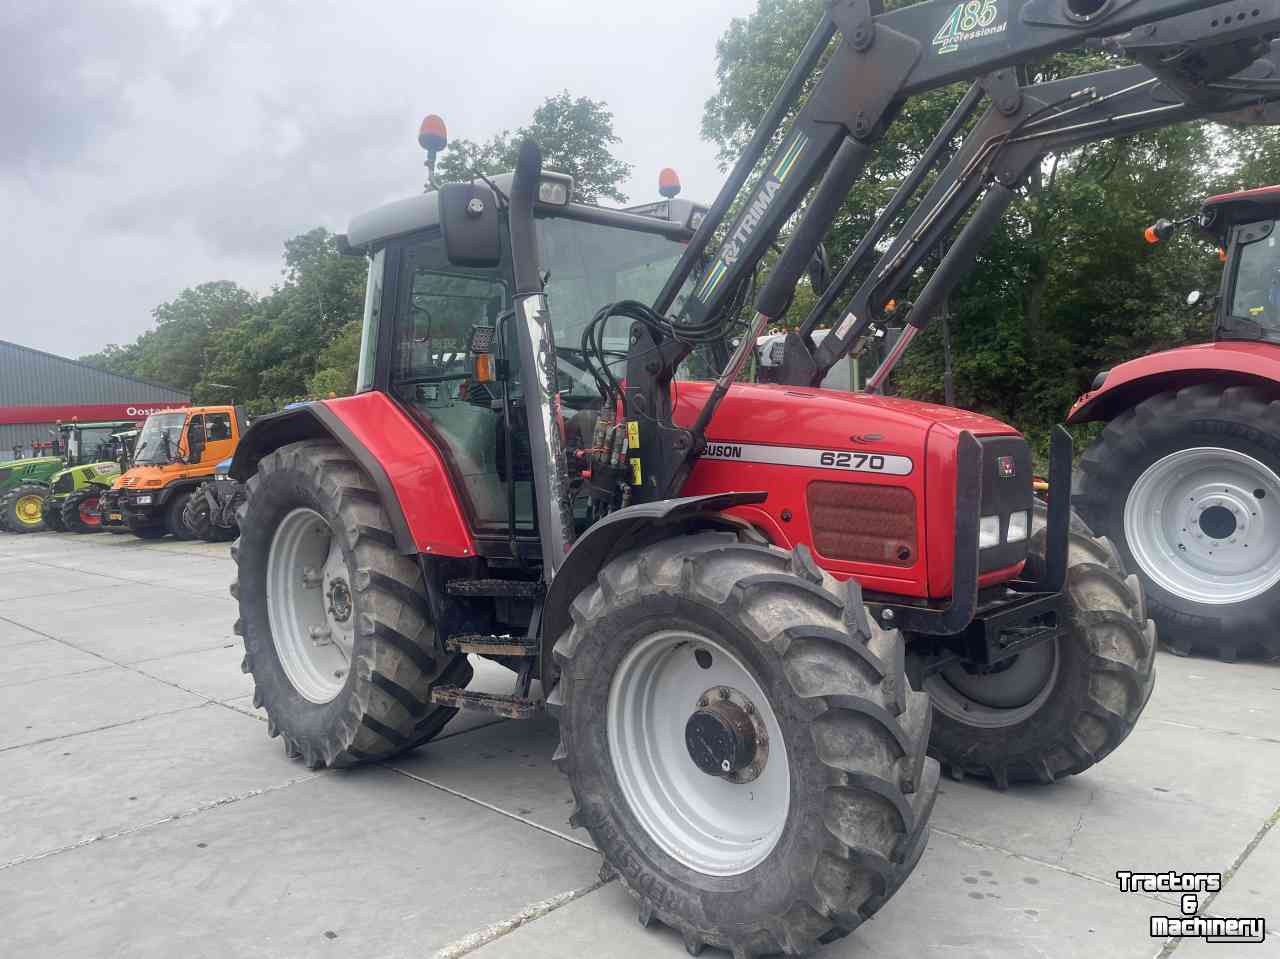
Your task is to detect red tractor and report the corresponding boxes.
[1070,187,1280,661]
[228,2,1277,954]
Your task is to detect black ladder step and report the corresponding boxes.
[446,634,539,657]
[429,686,542,719]
[446,578,544,599]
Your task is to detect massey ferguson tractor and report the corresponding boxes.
[229,2,1280,954]
[1070,187,1280,661]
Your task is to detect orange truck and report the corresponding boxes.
[111,406,244,539]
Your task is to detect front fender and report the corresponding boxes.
[1067,341,1280,424]
[540,491,768,682]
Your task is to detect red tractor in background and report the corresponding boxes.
[227,2,1280,954]
[1070,187,1280,661]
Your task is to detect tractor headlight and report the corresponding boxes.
[979,515,1001,550]
[1007,510,1030,544]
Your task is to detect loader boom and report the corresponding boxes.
[626,0,1280,502]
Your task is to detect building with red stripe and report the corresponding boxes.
[0,340,189,460]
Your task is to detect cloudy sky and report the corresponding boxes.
[1,0,755,356]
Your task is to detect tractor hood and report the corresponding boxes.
[674,381,1020,449]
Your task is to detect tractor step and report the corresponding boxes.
[429,686,542,719]
[446,578,544,599]
[446,634,539,657]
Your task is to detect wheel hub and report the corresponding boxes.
[685,687,768,783]
[327,579,353,623]
[15,495,43,525]
[1124,447,1280,605]
[607,633,790,877]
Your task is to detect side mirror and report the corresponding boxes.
[440,183,502,268]
[807,243,832,296]
[186,425,206,463]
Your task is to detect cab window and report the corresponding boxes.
[1231,223,1280,331]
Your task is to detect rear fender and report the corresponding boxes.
[1068,342,1280,424]
[540,492,768,682]
[231,394,475,558]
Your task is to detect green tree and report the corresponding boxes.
[438,91,633,204]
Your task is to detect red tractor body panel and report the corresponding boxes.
[675,382,1023,599]
[1067,341,1280,424]
[320,393,476,557]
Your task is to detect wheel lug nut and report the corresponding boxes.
[697,697,708,708]
[744,702,755,715]
[718,688,731,701]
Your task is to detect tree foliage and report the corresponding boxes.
[701,0,1272,455]
[438,91,633,203]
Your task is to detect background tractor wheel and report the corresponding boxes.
[915,504,1156,789]
[2,484,51,533]
[233,439,470,768]
[184,484,235,542]
[551,532,936,957]
[165,491,197,540]
[61,489,104,534]
[1076,384,1280,661]
[42,497,65,532]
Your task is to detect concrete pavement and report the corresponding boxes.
[1,531,1276,958]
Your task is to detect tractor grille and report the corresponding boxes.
[807,482,917,566]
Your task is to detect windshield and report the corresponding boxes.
[1231,223,1280,330]
[536,217,709,400]
[134,413,187,465]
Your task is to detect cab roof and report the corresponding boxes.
[345,172,706,251]
[1201,185,1280,238]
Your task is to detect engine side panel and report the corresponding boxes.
[675,382,1021,600]
[1068,341,1280,424]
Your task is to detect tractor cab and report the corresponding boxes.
[1200,186,1280,343]
[344,164,713,537]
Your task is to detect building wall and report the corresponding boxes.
[0,341,189,461]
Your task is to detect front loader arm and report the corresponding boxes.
[777,35,1280,389]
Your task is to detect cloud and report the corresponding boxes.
[0,0,755,355]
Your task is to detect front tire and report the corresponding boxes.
[61,490,104,533]
[2,484,50,533]
[1076,384,1280,660]
[551,532,936,957]
[165,491,197,540]
[916,505,1156,788]
[232,439,470,768]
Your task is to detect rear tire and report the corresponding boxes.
[232,439,470,768]
[551,533,936,957]
[2,484,51,533]
[1076,384,1280,661]
[61,490,104,534]
[915,504,1156,788]
[184,483,235,542]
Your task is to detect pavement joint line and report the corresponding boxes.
[1152,718,1280,746]
[0,662,116,690]
[382,763,598,853]
[929,826,1172,908]
[0,771,323,872]
[129,642,240,668]
[431,878,610,959]
[1155,804,1280,957]
[0,580,123,602]
[0,702,208,755]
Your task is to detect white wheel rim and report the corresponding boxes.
[1124,447,1280,605]
[607,631,790,877]
[266,508,356,703]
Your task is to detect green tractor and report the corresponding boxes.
[0,421,139,534]
[44,428,140,534]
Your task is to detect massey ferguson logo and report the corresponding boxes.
[705,443,744,459]
[933,0,1006,55]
